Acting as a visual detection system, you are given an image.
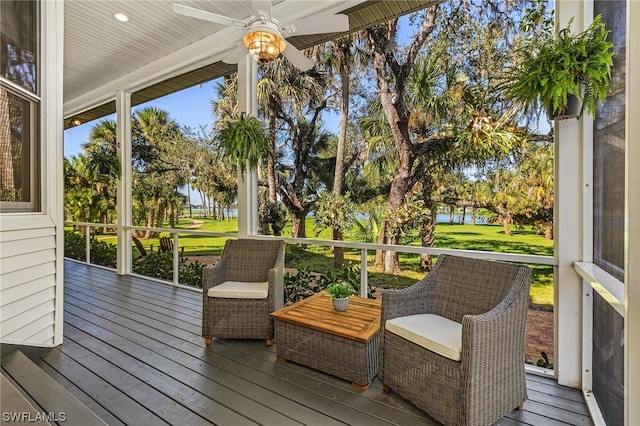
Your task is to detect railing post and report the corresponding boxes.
[360,249,368,298]
[173,233,179,286]
[85,226,91,265]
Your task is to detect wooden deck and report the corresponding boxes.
[25,260,593,425]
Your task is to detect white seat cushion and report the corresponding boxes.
[386,314,462,361]
[207,281,269,299]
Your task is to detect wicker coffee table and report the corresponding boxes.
[270,291,382,389]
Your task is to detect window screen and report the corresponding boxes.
[593,0,626,281]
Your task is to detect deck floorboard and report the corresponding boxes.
[49,260,592,425]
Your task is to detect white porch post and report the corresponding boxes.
[236,54,259,237]
[554,0,587,388]
[47,0,65,346]
[625,1,640,424]
[116,91,133,275]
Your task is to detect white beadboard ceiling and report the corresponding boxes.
[63,0,440,125]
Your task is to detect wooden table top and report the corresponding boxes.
[270,291,382,342]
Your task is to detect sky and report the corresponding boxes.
[63,79,221,158]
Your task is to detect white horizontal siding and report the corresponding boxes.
[1,310,55,344]
[1,286,56,320]
[0,235,55,257]
[0,227,54,243]
[2,276,55,305]
[1,234,58,346]
[0,248,56,274]
[1,305,55,339]
[1,262,57,290]
[25,326,55,345]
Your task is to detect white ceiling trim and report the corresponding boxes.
[63,0,366,118]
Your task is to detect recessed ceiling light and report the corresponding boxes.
[113,12,129,22]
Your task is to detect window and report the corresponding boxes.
[1,0,40,212]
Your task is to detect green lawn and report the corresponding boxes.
[90,217,554,307]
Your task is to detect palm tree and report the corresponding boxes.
[257,55,328,238]
[320,33,368,266]
[277,119,331,238]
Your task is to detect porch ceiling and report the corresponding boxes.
[63,0,440,127]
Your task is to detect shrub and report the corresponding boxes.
[283,262,365,305]
[64,231,86,261]
[90,239,117,268]
[132,252,204,288]
[64,230,117,268]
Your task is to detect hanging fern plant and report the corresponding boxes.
[506,15,614,119]
[216,113,269,175]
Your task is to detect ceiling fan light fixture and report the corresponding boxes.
[243,30,286,64]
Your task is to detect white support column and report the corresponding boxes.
[46,0,65,346]
[116,91,133,275]
[625,1,640,424]
[554,0,587,388]
[236,55,259,237]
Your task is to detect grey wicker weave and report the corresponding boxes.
[202,239,284,345]
[379,255,531,426]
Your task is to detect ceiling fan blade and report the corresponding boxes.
[172,4,239,26]
[223,44,249,64]
[281,44,315,71]
[287,14,349,36]
[251,0,272,20]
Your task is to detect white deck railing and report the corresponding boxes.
[66,221,555,296]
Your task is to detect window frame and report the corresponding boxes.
[0,0,42,213]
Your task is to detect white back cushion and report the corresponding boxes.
[386,314,462,361]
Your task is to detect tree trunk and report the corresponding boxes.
[367,10,438,273]
[545,224,553,240]
[143,211,154,239]
[155,205,164,229]
[375,222,386,268]
[331,39,350,269]
[198,190,205,218]
[169,203,175,228]
[370,42,413,273]
[420,215,436,270]
[384,232,402,273]
[333,229,344,268]
[471,207,477,225]
[418,180,437,270]
[449,205,455,224]
[460,206,466,224]
[290,211,307,239]
[267,111,277,205]
[502,215,512,236]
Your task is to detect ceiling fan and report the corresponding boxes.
[172,1,350,71]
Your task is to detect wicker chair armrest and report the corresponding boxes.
[268,244,285,310]
[460,269,530,395]
[202,258,229,293]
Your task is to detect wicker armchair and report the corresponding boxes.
[202,239,285,346]
[379,255,531,426]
